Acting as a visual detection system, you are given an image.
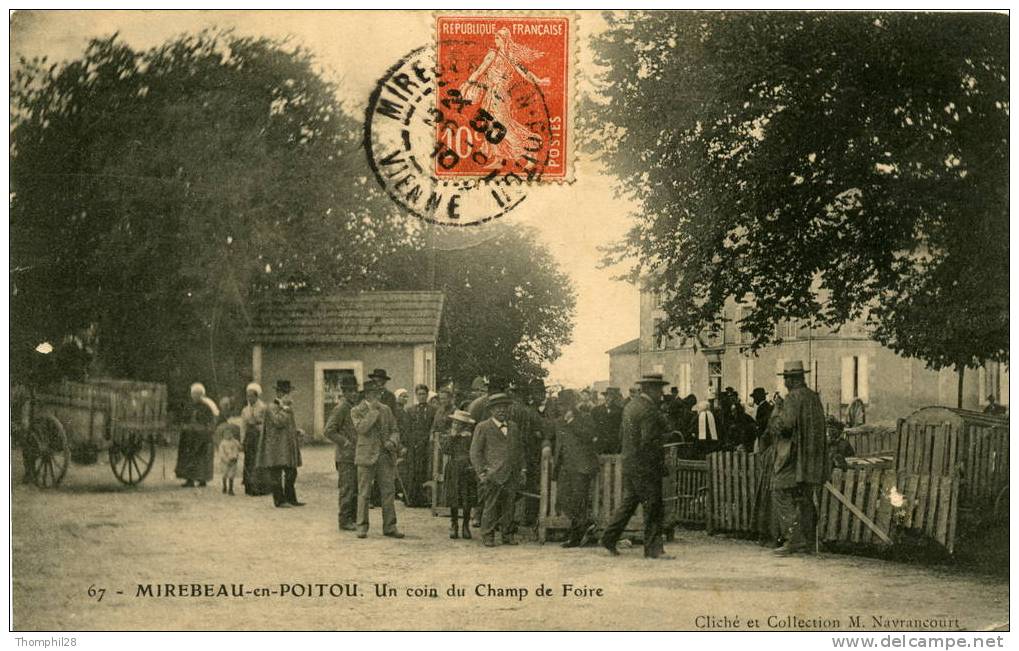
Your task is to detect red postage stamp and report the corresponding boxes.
[435,15,571,182]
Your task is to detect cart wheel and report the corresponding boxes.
[27,415,70,488]
[109,433,157,486]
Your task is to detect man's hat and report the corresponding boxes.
[778,360,810,376]
[368,368,392,381]
[471,376,488,391]
[637,373,670,386]
[487,376,508,392]
[448,410,476,425]
[750,387,768,401]
[275,379,292,393]
[339,375,359,389]
[487,392,512,407]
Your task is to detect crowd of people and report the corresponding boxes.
[173,360,838,558]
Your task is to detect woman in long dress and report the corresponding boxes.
[175,382,218,487]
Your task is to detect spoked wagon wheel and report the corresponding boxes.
[27,414,70,488]
[109,432,157,486]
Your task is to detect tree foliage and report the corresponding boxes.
[387,226,576,388]
[11,31,576,400]
[588,12,1008,373]
[10,31,415,397]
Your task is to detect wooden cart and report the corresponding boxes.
[20,379,168,488]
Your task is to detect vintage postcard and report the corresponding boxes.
[6,6,1011,642]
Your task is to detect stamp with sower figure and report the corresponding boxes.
[364,14,572,227]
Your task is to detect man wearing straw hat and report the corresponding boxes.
[769,360,828,556]
[601,372,672,559]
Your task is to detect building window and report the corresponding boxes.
[739,355,755,402]
[979,363,1009,406]
[677,362,692,397]
[652,317,666,351]
[841,355,869,404]
[774,357,786,395]
[707,360,722,400]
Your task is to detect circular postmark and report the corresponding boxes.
[364,44,552,227]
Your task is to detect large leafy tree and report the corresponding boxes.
[386,225,577,389]
[11,32,415,400]
[11,31,576,402]
[589,12,1008,403]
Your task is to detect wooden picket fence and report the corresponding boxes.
[537,445,709,542]
[896,417,1008,509]
[843,425,897,456]
[705,450,763,533]
[705,450,960,553]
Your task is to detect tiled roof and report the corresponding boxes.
[250,291,444,345]
[606,337,640,355]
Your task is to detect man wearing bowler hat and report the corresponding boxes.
[323,374,360,530]
[470,392,526,547]
[601,373,671,559]
[367,368,398,414]
[256,380,304,508]
[769,360,827,555]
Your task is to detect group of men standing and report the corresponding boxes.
[221,358,828,559]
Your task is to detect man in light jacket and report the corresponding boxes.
[351,379,405,539]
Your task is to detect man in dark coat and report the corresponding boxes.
[554,390,599,547]
[323,375,360,531]
[591,387,624,454]
[769,361,828,555]
[470,393,526,547]
[509,381,547,527]
[256,380,304,508]
[351,380,404,539]
[601,373,671,559]
[406,384,436,507]
[749,387,773,449]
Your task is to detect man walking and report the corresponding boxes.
[470,393,526,547]
[323,375,359,531]
[351,380,405,539]
[601,373,671,559]
[769,361,828,556]
[256,380,304,508]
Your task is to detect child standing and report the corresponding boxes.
[218,426,242,495]
[441,410,477,539]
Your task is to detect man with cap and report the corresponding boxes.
[323,374,360,530]
[601,373,671,559]
[256,380,304,508]
[367,368,399,415]
[591,387,624,454]
[769,361,827,555]
[351,379,405,539]
[470,392,526,547]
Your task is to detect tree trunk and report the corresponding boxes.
[956,364,965,409]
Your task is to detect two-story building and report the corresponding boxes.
[628,289,1007,425]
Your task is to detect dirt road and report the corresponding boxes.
[11,445,1008,631]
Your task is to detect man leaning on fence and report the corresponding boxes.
[769,361,828,556]
[600,373,672,559]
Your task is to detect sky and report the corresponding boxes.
[10,10,641,388]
